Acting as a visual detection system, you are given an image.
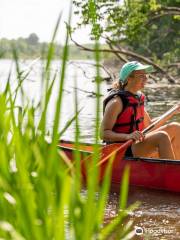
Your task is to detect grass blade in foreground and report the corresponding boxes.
[0,2,138,239]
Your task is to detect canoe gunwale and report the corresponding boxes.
[59,144,180,164]
[59,140,180,164]
[58,145,93,154]
[125,157,180,164]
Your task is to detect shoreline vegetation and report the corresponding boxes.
[0,33,97,60]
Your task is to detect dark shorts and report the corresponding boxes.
[125,146,133,157]
[105,142,134,157]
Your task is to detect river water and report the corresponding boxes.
[0,59,180,239]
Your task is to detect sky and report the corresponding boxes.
[0,0,91,44]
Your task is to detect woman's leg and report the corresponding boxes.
[154,122,180,160]
[131,130,175,159]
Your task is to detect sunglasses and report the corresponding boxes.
[131,73,148,79]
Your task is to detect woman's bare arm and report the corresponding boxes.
[100,97,130,142]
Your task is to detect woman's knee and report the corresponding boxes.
[167,122,180,132]
[156,131,171,144]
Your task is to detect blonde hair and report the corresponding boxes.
[112,80,127,90]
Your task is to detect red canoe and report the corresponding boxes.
[58,140,180,193]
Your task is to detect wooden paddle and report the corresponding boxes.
[95,103,180,166]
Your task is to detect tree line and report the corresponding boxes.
[0,33,93,60]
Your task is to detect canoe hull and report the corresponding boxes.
[59,140,180,193]
[110,157,180,192]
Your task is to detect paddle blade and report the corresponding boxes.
[98,140,133,166]
[81,140,133,183]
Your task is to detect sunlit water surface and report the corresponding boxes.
[1,59,180,239]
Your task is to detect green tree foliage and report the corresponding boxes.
[73,0,180,64]
[0,36,47,59]
[0,35,93,60]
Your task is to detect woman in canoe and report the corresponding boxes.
[100,61,180,160]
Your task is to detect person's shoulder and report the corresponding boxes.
[106,95,123,110]
[110,95,122,103]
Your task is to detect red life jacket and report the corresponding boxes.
[103,90,145,134]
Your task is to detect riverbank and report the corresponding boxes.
[0,37,100,60]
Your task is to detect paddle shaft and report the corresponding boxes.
[143,104,180,134]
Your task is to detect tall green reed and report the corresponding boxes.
[0,2,137,239]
